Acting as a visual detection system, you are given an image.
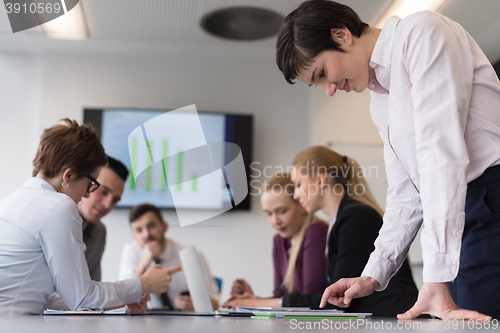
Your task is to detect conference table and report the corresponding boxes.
[1,315,498,333]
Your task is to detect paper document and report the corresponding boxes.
[43,306,129,315]
[103,306,130,314]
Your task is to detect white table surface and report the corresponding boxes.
[1,315,498,333]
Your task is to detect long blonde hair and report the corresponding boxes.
[292,146,383,216]
[262,172,320,294]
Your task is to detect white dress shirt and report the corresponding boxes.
[118,238,219,309]
[0,178,142,315]
[362,12,500,289]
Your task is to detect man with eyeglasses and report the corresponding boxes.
[78,156,128,281]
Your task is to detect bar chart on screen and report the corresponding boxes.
[127,132,226,209]
[101,107,227,209]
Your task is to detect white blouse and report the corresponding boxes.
[363,12,500,289]
[0,177,142,315]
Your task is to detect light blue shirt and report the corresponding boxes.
[0,178,142,315]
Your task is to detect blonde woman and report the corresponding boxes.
[288,146,420,317]
[224,172,329,308]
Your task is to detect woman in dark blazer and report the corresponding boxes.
[287,145,420,317]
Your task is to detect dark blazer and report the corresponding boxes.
[283,195,419,317]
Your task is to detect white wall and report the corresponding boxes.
[0,49,312,303]
[0,53,42,199]
[312,87,381,147]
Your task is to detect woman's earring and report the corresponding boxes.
[62,182,69,188]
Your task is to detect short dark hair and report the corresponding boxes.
[107,156,129,182]
[129,204,163,224]
[276,0,369,84]
[32,118,107,178]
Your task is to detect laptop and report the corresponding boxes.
[178,245,215,315]
[144,245,215,316]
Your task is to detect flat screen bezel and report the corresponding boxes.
[83,107,253,211]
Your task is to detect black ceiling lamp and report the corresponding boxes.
[201,7,284,41]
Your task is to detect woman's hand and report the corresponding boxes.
[225,292,256,303]
[230,278,254,295]
[397,282,492,320]
[223,295,280,309]
[320,276,380,308]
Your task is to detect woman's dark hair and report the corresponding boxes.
[276,0,369,84]
[129,204,163,224]
[32,118,107,178]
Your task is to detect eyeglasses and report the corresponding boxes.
[83,173,100,193]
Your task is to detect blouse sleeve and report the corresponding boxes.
[38,199,142,310]
[402,13,470,284]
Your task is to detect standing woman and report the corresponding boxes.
[0,119,180,315]
[276,0,499,319]
[225,172,328,307]
[285,146,419,316]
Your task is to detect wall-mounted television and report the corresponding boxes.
[84,108,253,211]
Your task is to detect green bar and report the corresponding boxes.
[251,314,363,320]
[284,316,362,320]
[145,141,152,191]
[161,140,168,190]
[129,138,137,190]
[192,174,197,191]
[177,150,182,191]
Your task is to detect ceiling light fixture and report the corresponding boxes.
[42,1,88,40]
[201,7,284,41]
[375,0,447,28]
